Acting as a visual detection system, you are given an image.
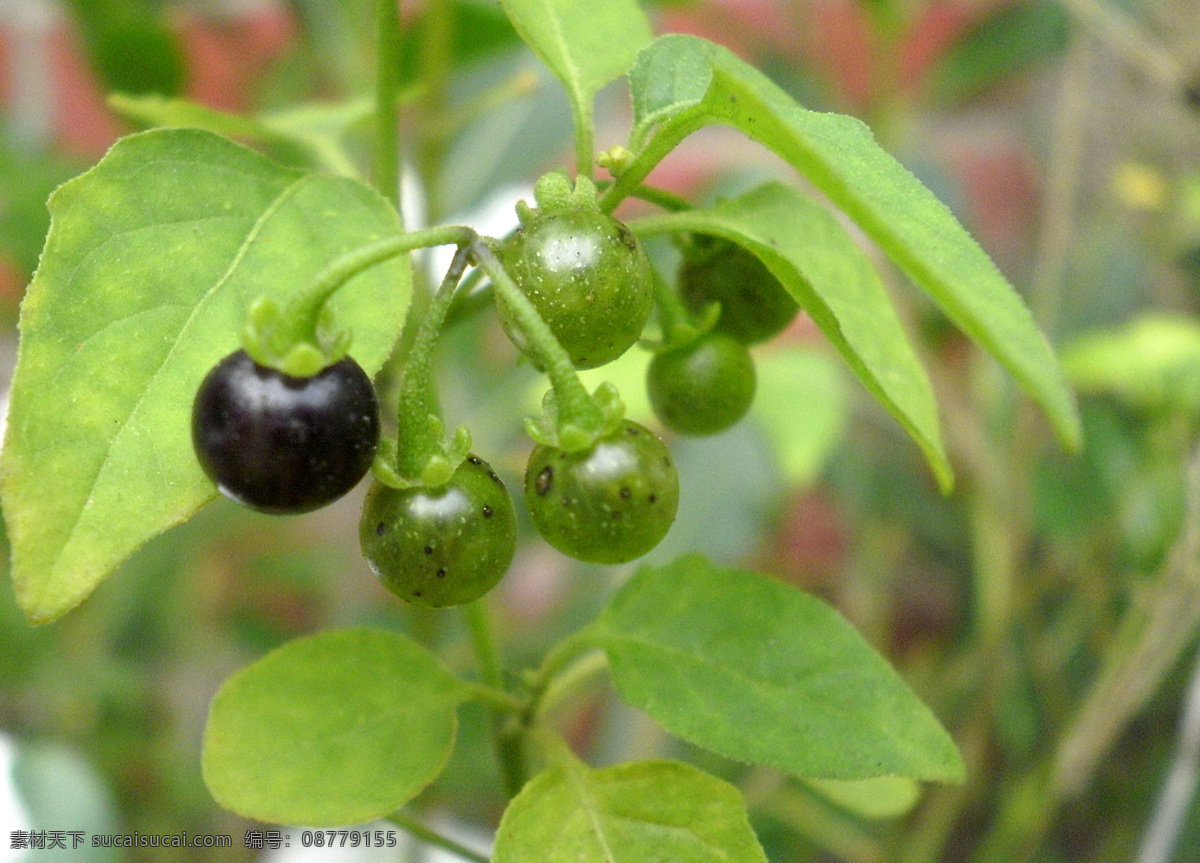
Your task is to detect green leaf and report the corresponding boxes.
[1,129,409,624]
[493,759,767,863]
[107,94,277,140]
[634,182,948,489]
[928,1,1070,104]
[753,346,847,487]
[618,34,1080,450]
[108,94,371,177]
[802,776,921,820]
[591,555,965,782]
[66,0,185,96]
[1061,313,1200,414]
[202,628,473,827]
[499,0,652,170]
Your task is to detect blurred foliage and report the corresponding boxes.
[65,0,186,96]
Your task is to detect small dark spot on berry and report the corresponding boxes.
[423,545,433,555]
[649,494,658,504]
[489,471,501,483]
[619,487,631,499]
[617,224,638,252]
[662,456,671,468]
[436,568,446,578]
[626,426,639,436]
[468,455,482,466]
[375,523,386,536]
[414,590,423,597]
[611,511,623,520]
[482,505,493,518]
[535,465,553,495]
[561,496,571,506]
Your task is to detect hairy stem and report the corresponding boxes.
[464,599,527,798]
[393,244,473,479]
[469,241,603,432]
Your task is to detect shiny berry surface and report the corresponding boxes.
[496,208,653,369]
[191,349,379,514]
[524,421,679,565]
[679,239,799,345]
[359,456,517,608]
[647,333,757,436]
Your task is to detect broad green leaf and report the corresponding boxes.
[802,776,920,820]
[500,0,652,170]
[108,93,371,177]
[108,93,280,140]
[493,759,767,863]
[1061,313,1200,414]
[202,628,473,827]
[753,346,847,487]
[591,555,965,782]
[634,182,949,489]
[1,129,410,624]
[618,34,1080,450]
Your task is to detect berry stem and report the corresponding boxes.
[248,225,475,375]
[393,243,474,480]
[522,627,603,725]
[650,266,696,346]
[386,811,489,863]
[468,240,605,432]
[463,599,527,798]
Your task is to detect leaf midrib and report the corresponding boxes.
[599,629,941,771]
[40,170,316,609]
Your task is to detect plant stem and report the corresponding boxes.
[597,181,693,213]
[417,0,455,220]
[464,599,527,797]
[393,244,473,479]
[534,649,608,719]
[258,228,469,365]
[374,0,403,214]
[649,267,694,345]
[573,104,595,182]
[387,810,489,863]
[598,115,705,213]
[468,240,604,432]
[522,628,602,723]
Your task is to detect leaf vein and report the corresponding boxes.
[49,173,317,588]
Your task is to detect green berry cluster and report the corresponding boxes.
[190,172,799,609]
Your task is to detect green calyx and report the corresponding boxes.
[523,382,626,453]
[242,295,352,378]
[641,265,720,356]
[526,170,601,217]
[372,421,473,491]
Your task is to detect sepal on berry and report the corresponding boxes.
[524,382,626,453]
[530,170,601,215]
[372,421,474,490]
[241,295,352,378]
